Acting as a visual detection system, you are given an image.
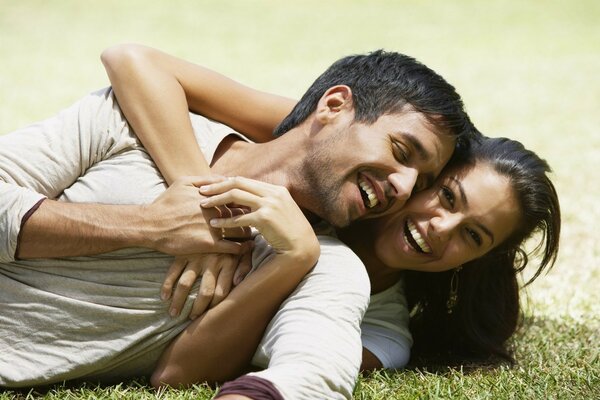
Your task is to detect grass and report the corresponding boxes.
[1,0,598,398]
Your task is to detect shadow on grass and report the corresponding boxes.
[397,314,596,374]
[356,314,599,399]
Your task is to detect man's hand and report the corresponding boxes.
[143,176,245,255]
[162,249,253,319]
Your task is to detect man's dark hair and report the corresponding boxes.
[273,50,475,148]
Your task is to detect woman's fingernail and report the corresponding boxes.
[169,308,178,317]
[199,185,211,192]
[189,314,198,320]
[210,219,219,227]
[200,199,209,206]
[160,290,169,301]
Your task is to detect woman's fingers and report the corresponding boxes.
[199,176,276,197]
[161,257,187,301]
[176,174,229,188]
[201,188,262,210]
[170,264,204,317]
[189,265,217,319]
[234,250,253,286]
[209,256,236,309]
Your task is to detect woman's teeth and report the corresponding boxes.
[358,176,378,209]
[405,220,432,253]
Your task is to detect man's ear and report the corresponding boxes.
[315,85,353,124]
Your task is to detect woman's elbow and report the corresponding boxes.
[150,364,189,389]
[100,43,148,73]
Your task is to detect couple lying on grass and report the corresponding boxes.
[0,44,560,399]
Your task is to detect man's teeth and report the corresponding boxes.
[406,220,431,253]
[358,176,379,209]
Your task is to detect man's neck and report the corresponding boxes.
[210,126,310,194]
[209,120,326,226]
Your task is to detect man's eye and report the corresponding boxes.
[440,186,454,208]
[394,143,409,163]
[466,228,482,246]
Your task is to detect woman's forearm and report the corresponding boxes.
[102,44,210,184]
[101,44,297,184]
[151,249,319,387]
[152,178,320,387]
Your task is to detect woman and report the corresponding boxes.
[101,45,560,393]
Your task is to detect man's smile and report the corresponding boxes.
[358,174,379,209]
[356,172,393,219]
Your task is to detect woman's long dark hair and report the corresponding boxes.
[405,136,561,365]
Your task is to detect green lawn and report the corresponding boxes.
[1,1,598,398]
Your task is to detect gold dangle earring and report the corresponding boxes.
[446,266,462,314]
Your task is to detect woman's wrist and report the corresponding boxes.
[277,235,320,271]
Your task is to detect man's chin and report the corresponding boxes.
[324,210,353,229]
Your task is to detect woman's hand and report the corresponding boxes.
[199,177,319,261]
[162,250,253,319]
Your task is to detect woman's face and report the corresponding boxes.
[372,161,520,272]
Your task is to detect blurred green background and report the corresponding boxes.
[1,1,598,398]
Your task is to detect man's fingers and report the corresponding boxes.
[190,268,217,319]
[161,257,187,301]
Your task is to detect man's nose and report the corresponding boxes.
[388,168,418,207]
[429,213,461,243]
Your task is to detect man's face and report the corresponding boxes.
[300,109,456,227]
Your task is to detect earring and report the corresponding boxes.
[446,266,462,314]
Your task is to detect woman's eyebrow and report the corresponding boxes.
[449,176,495,244]
[449,176,468,207]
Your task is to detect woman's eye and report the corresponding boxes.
[440,186,454,208]
[467,228,482,246]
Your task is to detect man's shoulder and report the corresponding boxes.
[315,235,368,278]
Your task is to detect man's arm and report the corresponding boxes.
[0,89,241,261]
[16,177,242,259]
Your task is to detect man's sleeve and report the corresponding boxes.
[247,236,371,400]
[0,88,134,261]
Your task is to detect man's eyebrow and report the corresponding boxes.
[450,176,495,245]
[402,132,431,162]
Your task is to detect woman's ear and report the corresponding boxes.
[314,85,353,124]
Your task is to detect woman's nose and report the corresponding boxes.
[429,213,461,243]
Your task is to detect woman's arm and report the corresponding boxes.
[101,44,296,184]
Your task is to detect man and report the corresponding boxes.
[0,48,472,398]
